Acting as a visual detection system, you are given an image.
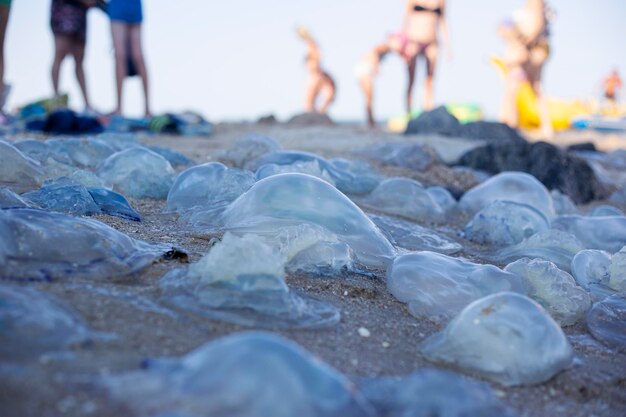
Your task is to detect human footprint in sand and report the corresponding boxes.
[403,0,451,113]
[356,33,411,128]
[296,27,336,115]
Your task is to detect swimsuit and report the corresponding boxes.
[108,0,143,24]
[413,4,442,16]
[50,0,88,42]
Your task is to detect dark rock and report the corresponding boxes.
[257,114,278,124]
[457,141,529,174]
[405,106,462,136]
[458,141,607,204]
[568,142,597,152]
[459,121,527,144]
[286,112,334,126]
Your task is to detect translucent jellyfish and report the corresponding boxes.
[0,208,174,281]
[551,215,626,253]
[356,142,439,171]
[166,162,255,213]
[22,180,102,216]
[147,145,194,166]
[387,252,523,322]
[0,284,92,358]
[459,172,555,218]
[505,258,591,326]
[371,214,462,255]
[256,160,337,187]
[495,230,584,272]
[220,174,396,270]
[161,233,339,328]
[13,138,54,161]
[570,250,615,300]
[95,132,141,151]
[88,188,141,221]
[47,137,116,168]
[426,185,457,212]
[217,133,281,169]
[330,158,380,193]
[551,190,579,215]
[464,201,550,246]
[359,369,516,417]
[67,169,108,188]
[250,151,377,195]
[588,205,625,217]
[104,332,373,417]
[0,140,44,192]
[608,246,626,291]
[421,292,573,386]
[97,147,176,199]
[0,187,32,209]
[21,178,140,221]
[586,294,626,352]
[361,178,447,223]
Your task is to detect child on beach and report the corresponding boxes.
[296,27,336,115]
[497,21,529,129]
[355,33,410,127]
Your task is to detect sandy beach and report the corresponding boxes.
[1,121,625,417]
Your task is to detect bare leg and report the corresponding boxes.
[0,6,9,112]
[406,56,417,114]
[111,22,129,115]
[51,36,73,97]
[500,71,522,128]
[359,75,375,127]
[128,24,150,117]
[423,43,439,111]
[305,72,322,112]
[534,82,553,138]
[72,39,91,109]
[319,75,336,114]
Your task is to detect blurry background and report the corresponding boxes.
[7,0,626,121]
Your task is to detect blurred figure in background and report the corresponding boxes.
[0,0,11,121]
[50,0,95,112]
[514,0,553,137]
[356,33,409,127]
[603,68,622,114]
[108,0,150,117]
[402,0,451,113]
[296,26,336,115]
[497,20,529,128]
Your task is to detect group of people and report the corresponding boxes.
[299,0,556,135]
[0,0,151,120]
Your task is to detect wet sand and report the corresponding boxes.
[1,122,625,417]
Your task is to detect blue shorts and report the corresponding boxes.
[108,0,143,24]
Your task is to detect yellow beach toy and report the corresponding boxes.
[490,56,589,131]
[387,103,483,133]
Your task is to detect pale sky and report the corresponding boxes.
[6,1,626,121]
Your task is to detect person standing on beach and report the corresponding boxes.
[296,27,336,115]
[0,0,11,122]
[497,20,529,128]
[514,0,553,137]
[50,0,96,112]
[356,33,410,127]
[602,68,622,113]
[403,0,451,114]
[108,0,150,117]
